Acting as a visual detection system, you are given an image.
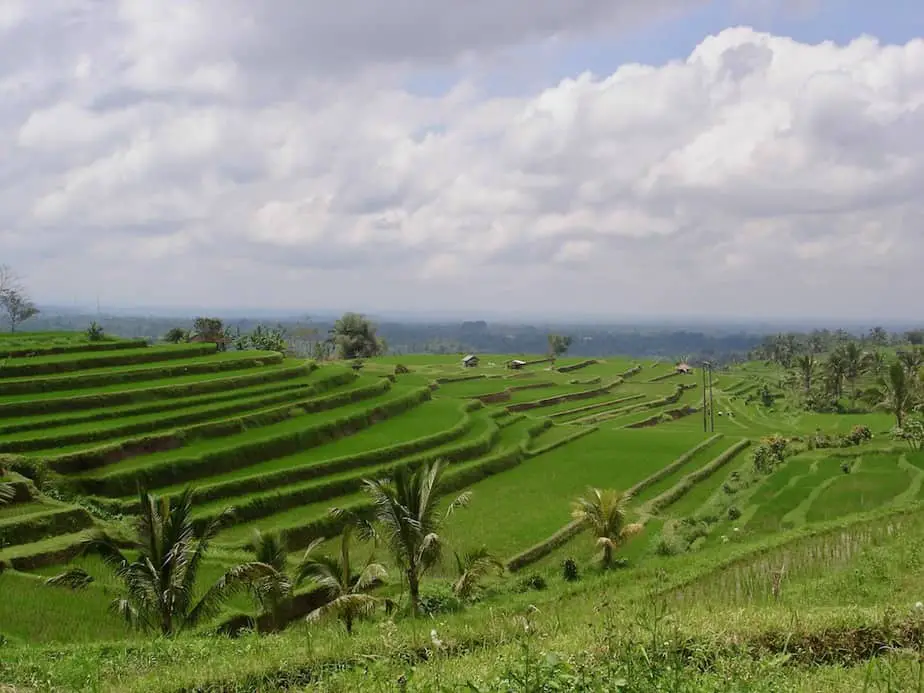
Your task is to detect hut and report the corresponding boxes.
[462,354,480,368]
[675,362,693,375]
[508,359,527,370]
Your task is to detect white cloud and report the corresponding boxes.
[1,1,923,319]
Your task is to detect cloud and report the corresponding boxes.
[1,1,923,319]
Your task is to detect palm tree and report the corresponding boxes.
[794,354,816,395]
[297,526,386,635]
[874,362,918,429]
[868,350,887,377]
[451,547,504,600]
[824,350,847,400]
[0,482,13,505]
[841,342,868,405]
[249,529,294,632]
[47,488,275,636]
[898,348,924,379]
[358,459,470,616]
[571,488,643,569]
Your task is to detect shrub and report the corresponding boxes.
[561,558,580,582]
[653,531,684,556]
[394,364,410,375]
[514,573,547,593]
[841,461,852,474]
[86,321,105,341]
[418,583,463,616]
[163,327,189,344]
[727,505,742,521]
[846,425,873,446]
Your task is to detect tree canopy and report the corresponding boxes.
[329,312,385,359]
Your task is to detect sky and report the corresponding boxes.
[1,0,923,321]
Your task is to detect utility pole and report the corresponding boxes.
[702,363,708,433]
[708,362,716,432]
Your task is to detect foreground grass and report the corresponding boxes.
[8,504,924,691]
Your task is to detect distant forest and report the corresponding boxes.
[21,311,915,364]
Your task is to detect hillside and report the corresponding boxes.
[1,332,923,691]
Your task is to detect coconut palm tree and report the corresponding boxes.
[0,482,13,505]
[359,459,470,616]
[46,488,275,636]
[571,488,643,569]
[824,349,847,400]
[297,525,386,635]
[451,547,504,600]
[898,348,924,379]
[867,350,887,377]
[794,354,816,395]
[841,342,868,405]
[874,362,919,429]
[249,529,294,632]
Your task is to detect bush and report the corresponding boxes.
[653,531,684,556]
[514,573,547,593]
[418,583,463,616]
[163,327,189,344]
[394,364,410,375]
[841,461,852,474]
[727,505,742,521]
[561,558,580,582]
[846,425,873,446]
[86,321,105,341]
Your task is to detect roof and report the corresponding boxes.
[510,359,526,365]
[462,354,478,362]
[676,363,692,371]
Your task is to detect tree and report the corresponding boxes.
[47,488,274,636]
[356,459,469,616]
[841,342,868,405]
[571,488,642,569]
[164,327,189,344]
[867,326,889,347]
[873,362,918,429]
[249,529,294,632]
[451,547,503,600]
[236,325,288,352]
[898,348,924,379]
[0,289,39,333]
[824,349,847,400]
[329,312,384,359]
[906,330,924,346]
[547,334,573,362]
[868,350,887,377]
[794,354,816,395]
[192,317,229,351]
[297,525,386,635]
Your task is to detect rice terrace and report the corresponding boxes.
[3,317,924,692]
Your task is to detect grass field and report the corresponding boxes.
[4,334,924,691]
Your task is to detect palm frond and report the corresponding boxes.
[451,547,503,599]
[45,568,95,589]
[445,491,471,518]
[0,481,14,506]
[354,562,387,592]
[186,562,276,627]
[307,593,379,625]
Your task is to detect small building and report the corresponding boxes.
[508,359,527,370]
[462,354,479,368]
[675,362,693,374]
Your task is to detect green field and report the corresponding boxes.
[3,333,924,691]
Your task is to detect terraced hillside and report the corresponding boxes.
[0,342,905,654]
